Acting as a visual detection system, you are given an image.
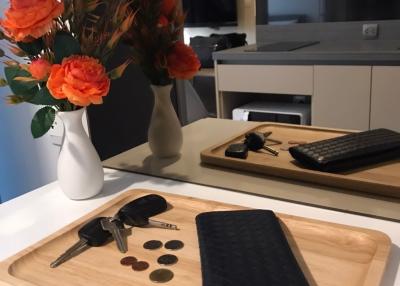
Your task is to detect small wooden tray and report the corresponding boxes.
[201,123,400,198]
[0,190,391,286]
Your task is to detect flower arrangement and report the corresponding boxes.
[125,0,201,86]
[0,0,134,138]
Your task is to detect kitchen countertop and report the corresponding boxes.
[213,41,400,65]
[0,168,399,285]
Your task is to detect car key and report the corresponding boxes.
[115,194,178,230]
[225,143,248,159]
[245,132,279,156]
[100,217,127,253]
[50,217,112,268]
[116,194,168,226]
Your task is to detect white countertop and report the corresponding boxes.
[1,168,399,285]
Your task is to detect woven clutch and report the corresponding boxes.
[196,210,309,286]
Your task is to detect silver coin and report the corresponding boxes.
[143,240,163,250]
[164,240,184,251]
[149,269,174,283]
[157,254,178,266]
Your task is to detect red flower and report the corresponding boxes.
[161,0,176,16]
[167,41,201,80]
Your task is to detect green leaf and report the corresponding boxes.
[31,106,56,138]
[17,38,44,56]
[54,31,81,63]
[27,87,66,106]
[4,66,39,97]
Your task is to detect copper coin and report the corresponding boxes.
[143,240,163,250]
[149,269,174,283]
[157,254,178,266]
[132,261,149,271]
[288,140,308,145]
[120,256,137,266]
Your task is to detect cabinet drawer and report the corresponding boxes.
[216,65,313,95]
[371,66,400,132]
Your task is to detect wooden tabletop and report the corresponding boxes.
[103,118,400,221]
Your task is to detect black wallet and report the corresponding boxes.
[196,210,309,286]
[289,128,400,172]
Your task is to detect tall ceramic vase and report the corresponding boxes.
[57,108,104,200]
[148,84,183,158]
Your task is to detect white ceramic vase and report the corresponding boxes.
[57,108,104,200]
[148,84,183,158]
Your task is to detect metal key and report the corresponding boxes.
[125,216,179,230]
[50,217,112,268]
[100,217,127,253]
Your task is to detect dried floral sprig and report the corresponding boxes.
[125,0,199,86]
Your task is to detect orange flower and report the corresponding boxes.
[29,58,51,80]
[161,0,176,16]
[47,55,110,107]
[0,0,64,42]
[167,41,201,80]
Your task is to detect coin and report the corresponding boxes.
[157,254,178,266]
[143,240,163,250]
[132,261,149,271]
[149,269,174,283]
[120,256,137,266]
[164,240,184,251]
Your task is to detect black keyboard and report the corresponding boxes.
[289,128,400,172]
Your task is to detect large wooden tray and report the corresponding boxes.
[0,189,391,286]
[201,124,400,198]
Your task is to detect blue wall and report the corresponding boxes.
[0,67,59,202]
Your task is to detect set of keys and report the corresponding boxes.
[50,194,179,268]
[245,131,281,156]
[225,131,282,159]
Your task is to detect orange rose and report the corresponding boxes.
[161,0,176,16]
[167,41,201,80]
[47,55,110,107]
[0,0,64,42]
[29,58,51,80]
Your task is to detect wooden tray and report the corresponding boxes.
[0,189,391,286]
[201,123,400,198]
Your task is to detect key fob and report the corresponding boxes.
[78,217,112,247]
[245,132,266,151]
[117,194,168,227]
[225,143,248,159]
